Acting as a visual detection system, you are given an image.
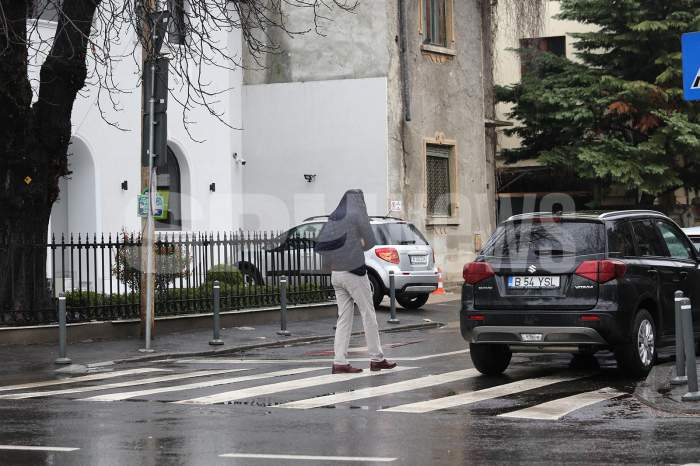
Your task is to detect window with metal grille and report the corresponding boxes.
[426,144,451,217]
[423,0,448,47]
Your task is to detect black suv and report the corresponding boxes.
[461,210,700,377]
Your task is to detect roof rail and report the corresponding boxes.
[302,215,407,222]
[506,212,554,221]
[370,215,406,222]
[597,210,665,219]
[302,215,330,222]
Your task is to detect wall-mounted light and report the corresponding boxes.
[121,180,128,191]
[209,183,216,192]
[304,174,317,183]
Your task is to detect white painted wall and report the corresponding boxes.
[50,137,98,238]
[32,18,244,237]
[241,77,389,231]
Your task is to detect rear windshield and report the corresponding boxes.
[481,220,605,258]
[372,223,429,246]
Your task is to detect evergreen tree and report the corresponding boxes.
[498,0,700,196]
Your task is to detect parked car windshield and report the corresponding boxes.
[372,223,429,246]
[481,219,605,258]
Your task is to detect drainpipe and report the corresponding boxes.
[398,0,411,122]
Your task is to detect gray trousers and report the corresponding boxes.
[332,271,384,365]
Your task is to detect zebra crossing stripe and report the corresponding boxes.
[379,375,585,413]
[0,445,80,453]
[0,368,169,393]
[498,387,625,420]
[81,367,324,402]
[219,453,396,462]
[0,369,247,400]
[278,369,480,409]
[175,366,416,405]
[174,350,469,365]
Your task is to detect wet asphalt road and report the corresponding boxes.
[1,301,700,466]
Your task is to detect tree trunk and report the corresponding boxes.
[0,0,99,321]
[0,213,52,322]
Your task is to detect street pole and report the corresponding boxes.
[139,1,168,352]
[141,49,157,353]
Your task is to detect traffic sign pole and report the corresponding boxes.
[139,9,170,353]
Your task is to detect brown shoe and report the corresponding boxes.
[332,364,363,374]
[370,359,397,372]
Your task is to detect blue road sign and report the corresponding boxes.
[682,32,700,101]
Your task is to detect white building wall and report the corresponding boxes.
[32,20,244,237]
[241,77,389,231]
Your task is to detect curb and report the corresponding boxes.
[634,362,700,416]
[111,321,443,365]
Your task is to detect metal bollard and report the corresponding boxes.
[277,276,291,336]
[671,290,688,385]
[681,297,700,401]
[209,281,224,346]
[387,270,400,324]
[55,293,71,365]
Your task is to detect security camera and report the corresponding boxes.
[233,152,247,166]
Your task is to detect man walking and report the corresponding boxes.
[315,190,397,374]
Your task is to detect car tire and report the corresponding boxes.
[469,343,512,376]
[396,293,430,310]
[615,309,656,378]
[368,274,384,309]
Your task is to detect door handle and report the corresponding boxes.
[647,269,658,275]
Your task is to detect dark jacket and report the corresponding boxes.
[315,190,377,273]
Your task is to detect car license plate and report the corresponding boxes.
[410,255,428,265]
[507,276,560,289]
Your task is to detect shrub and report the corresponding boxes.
[206,264,243,286]
[112,230,191,293]
[64,291,134,307]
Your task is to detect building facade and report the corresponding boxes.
[493,1,603,221]
[40,0,497,286]
[242,1,497,283]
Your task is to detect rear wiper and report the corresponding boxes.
[534,250,575,256]
[399,240,416,245]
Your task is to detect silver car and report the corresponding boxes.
[263,216,439,309]
[683,226,700,252]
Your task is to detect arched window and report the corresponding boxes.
[155,146,182,230]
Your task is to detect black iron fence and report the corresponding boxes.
[0,231,334,326]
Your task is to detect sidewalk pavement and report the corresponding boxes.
[0,293,459,382]
[635,359,700,415]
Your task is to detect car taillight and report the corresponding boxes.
[375,247,400,264]
[575,260,626,283]
[463,262,495,285]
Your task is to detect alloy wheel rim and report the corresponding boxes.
[637,319,655,367]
